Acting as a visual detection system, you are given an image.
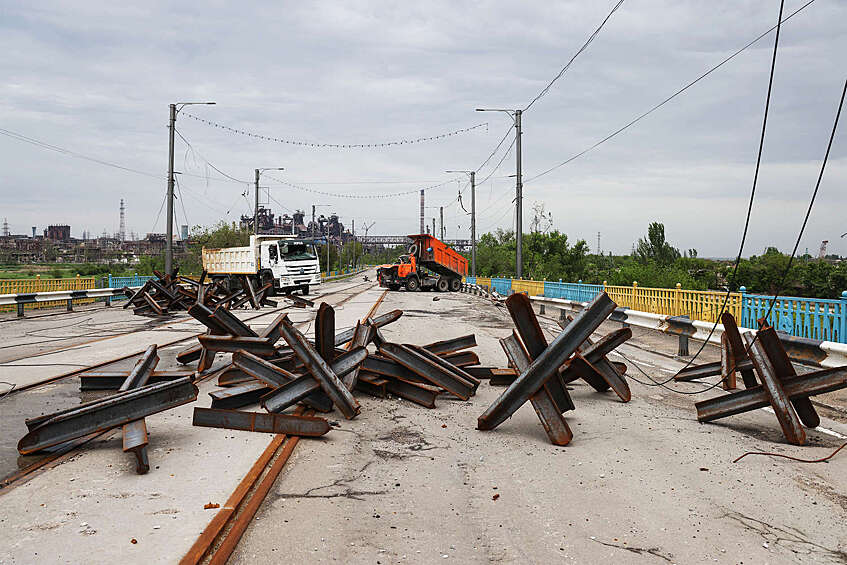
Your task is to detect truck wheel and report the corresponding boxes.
[300,285,309,296]
[449,278,461,292]
[405,277,420,292]
[436,277,449,292]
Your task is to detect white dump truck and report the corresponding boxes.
[201,235,321,295]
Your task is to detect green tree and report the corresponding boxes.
[636,222,681,265]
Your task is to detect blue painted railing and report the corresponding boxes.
[491,278,512,295]
[740,289,847,343]
[465,276,476,285]
[543,281,604,302]
[108,274,154,289]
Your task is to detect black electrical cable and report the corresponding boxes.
[523,0,626,112]
[524,0,816,184]
[759,79,846,325]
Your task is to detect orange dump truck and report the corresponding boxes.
[377,234,467,292]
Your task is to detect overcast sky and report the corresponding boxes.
[1,0,845,257]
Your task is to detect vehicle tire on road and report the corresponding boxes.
[300,285,309,295]
[436,277,449,292]
[449,278,461,292]
[405,277,420,292]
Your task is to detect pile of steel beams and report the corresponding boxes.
[190,301,495,436]
[478,292,632,446]
[124,270,279,317]
[18,345,199,474]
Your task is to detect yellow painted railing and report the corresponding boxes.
[605,282,741,323]
[0,275,97,311]
[511,279,545,296]
[469,276,741,325]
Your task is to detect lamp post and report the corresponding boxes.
[166,101,215,274]
[445,170,476,276]
[476,108,522,279]
[254,167,285,235]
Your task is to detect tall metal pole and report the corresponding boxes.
[470,171,476,277]
[419,190,425,234]
[254,169,260,235]
[351,219,355,269]
[165,104,176,274]
[325,224,330,274]
[311,205,315,242]
[515,109,523,279]
[439,207,444,240]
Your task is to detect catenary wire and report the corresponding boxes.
[523,0,626,112]
[524,0,816,183]
[182,111,488,149]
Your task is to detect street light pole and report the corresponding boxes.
[445,170,477,277]
[475,108,523,279]
[166,104,176,275]
[165,101,215,274]
[253,167,284,235]
[439,207,444,240]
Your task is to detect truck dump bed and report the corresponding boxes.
[408,234,467,278]
[202,246,257,275]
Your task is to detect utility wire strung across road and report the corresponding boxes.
[182,112,488,149]
[263,174,460,200]
[524,0,817,184]
[523,0,626,113]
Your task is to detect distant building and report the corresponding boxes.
[44,225,71,242]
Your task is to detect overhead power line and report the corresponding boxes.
[263,174,459,200]
[524,0,817,184]
[182,112,488,149]
[523,0,626,112]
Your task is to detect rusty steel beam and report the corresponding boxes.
[478,292,616,431]
[142,292,165,316]
[384,378,439,408]
[210,305,258,337]
[188,303,229,334]
[177,343,204,365]
[233,351,300,388]
[80,371,192,391]
[210,382,271,410]
[279,315,360,419]
[241,275,260,309]
[744,331,805,445]
[119,345,159,392]
[573,328,631,402]
[361,354,426,383]
[192,408,330,437]
[378,343,473,400]
[315,303,336,363]
[333,309,403,347]
[695,366,847,422]
[439,350,480,368]
[506,294,575,413]
[261,348,367,413]
[18,378,198,454]
[498,332,573,445]
[720,333,736,390]
[342,321,374,391]
[217,368,256,387]
[423,334,477,356]
[464,366,518,380]
[721,312,758,388]
[197,335,277,357]
[356,373,388,398]
[122,419,150,474]
[407,345,479,393]
[756,327,820,429]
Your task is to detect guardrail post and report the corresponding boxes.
[676,315,690,356]
[66,298,73,312]
[17,303,24,318]
[674,283,682,317]
[840,291,847,344]
[739,286,748,328]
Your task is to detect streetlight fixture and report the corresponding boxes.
[476,107,523,279]
[254,168,285,235]
[166,101,215,274]
[446,170,476,276]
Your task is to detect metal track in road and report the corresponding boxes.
[0,281,377,492]
[181,288,388,565]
